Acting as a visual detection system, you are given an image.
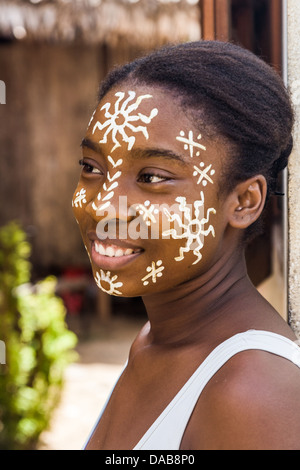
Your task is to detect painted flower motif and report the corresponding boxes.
[135,200,159,226]
[176,130,206,158]
[92,91,158,153]
[193,162,215,187]
[142,260,164,286]
[94,270,123,296]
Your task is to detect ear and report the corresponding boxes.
[227,175,267,229]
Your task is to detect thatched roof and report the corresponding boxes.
[0,0,201,47]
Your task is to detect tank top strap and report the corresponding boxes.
[134,330,300,450]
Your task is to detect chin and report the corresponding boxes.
[91,265,169,298]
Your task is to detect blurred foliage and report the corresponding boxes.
[0,222,78,450]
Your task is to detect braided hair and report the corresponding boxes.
[97,41,294,241]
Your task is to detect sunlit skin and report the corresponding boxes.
[73,84,300,450]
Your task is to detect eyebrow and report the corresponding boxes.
[81,138,188,166]
[130,147,188,165]
[80,138,103,155]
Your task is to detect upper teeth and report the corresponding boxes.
[94,241,136,257]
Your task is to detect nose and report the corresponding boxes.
[85,186,136,224]
[85,185,138,241]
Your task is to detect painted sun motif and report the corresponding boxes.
[92,91,158,153]
[163,192,216,265]
[94,270,123,296]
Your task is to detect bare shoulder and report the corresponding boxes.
[185,347,300,450]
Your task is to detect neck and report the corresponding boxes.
[142,246,252,346]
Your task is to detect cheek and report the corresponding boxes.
[73,187,218,297]
[72,184,95,235]
[126,196,216,293]
[72,181,101,220]
[160,193,217,266]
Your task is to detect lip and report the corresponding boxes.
[87,231,143,250]
[87,232,144,270]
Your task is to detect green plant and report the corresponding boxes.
[0,222,78,450]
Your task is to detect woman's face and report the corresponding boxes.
[73,84,228,297]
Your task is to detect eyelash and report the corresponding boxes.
[79,160,170,184]
[138,173,170,184]
[79,159,102,175]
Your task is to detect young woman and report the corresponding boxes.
[73,41,300,450]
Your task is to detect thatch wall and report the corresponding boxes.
[0,0,201,47]
[0,42,101,269]
[0,1,201,272]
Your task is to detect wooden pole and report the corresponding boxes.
[200,0,231,41]
[286,0,300,337]
[200,0,216,40]
[215,0,231,41]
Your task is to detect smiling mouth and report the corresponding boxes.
[94,240,142,258]
[89,238,144,270]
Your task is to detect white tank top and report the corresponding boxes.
[86,330,300,450]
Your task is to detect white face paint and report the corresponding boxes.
[176,130,206,158]
[163,129,216,265]
[85,91,166,294]
[89,91,159,219]
[87,109,96,129]
[163,193,216,265]
[77,84,224,297]
[92,164,123,214]
[193,162,215,187]
[107,155,123,168]
[94,269,123,296]
[135,200,159,227]
[142,260,165,286]
[72,187,87,208]
[91,91,158,153]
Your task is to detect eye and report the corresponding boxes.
[79,159,102,175]
[138,173,171,184]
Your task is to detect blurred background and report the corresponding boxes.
[0,0,287,450]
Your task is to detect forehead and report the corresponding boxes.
[86,85,198,153]
[96,84,186,123]
[84,84,229,184]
